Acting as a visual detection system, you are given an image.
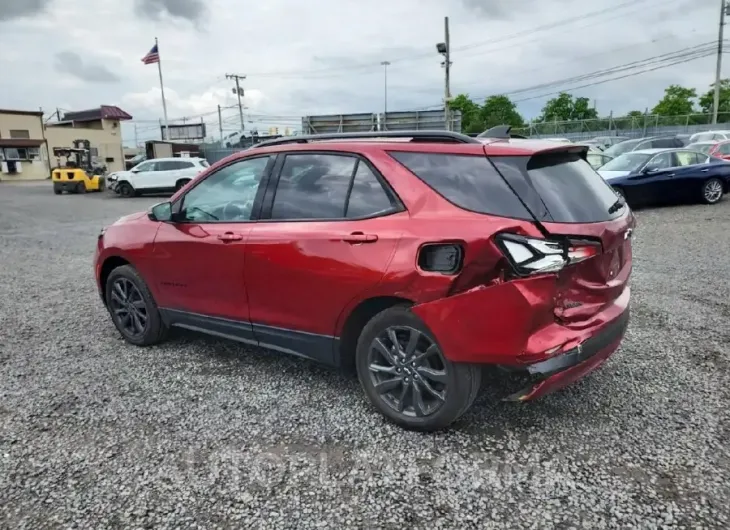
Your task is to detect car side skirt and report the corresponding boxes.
[159,308,338,366]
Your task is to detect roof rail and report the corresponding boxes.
[250,130,481,148]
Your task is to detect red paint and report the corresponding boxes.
[708,140,730,160]
[95,136,634,400]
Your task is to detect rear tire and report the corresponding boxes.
[118,182,134,198]
[53,188,62,195]
[701,177,723,204]
[355,305,481,431]
[105,264,168,346]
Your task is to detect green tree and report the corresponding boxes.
[571,97,599,120]
[448,94,483,134]
[698,78,730,114]
[480,95,525,128]
[651,84,697,116]
[540,92,574,121]
[539,92,598,121]
[626,110,644,117]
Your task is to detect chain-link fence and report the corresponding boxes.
[512,113,730,141]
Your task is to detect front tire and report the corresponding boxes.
[118,182,134,198]
[355,306,481,431]
[701,177,724,204]
[105,265,168,346]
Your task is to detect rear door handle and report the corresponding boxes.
[217,232,243,242]
[342,232,378,244]
[701,168,710,172]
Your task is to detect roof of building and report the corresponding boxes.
[61,105,133,122]
[0,108,44,117]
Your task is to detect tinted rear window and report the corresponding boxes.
[491,153,623,223]
[388,152,532,220]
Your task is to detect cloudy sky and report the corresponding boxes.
[0,0,721,145]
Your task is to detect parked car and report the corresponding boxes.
[686,141,719,157]
[108,157,210,197]
[590,136,630,149]
[125,153,147,170]
[586,151,613,169]
[597,148,729,207]
[603,135,686,159]
[688,130,730,144]
[94,130,634,431]
[688,139,730,160]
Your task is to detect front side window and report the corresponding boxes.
[271,154,357,220]
[180,156,272,222]
[718,143,730,155]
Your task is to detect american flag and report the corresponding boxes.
[141,43,159,65]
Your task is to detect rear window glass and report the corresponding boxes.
[388,152,532,220]
[492,153,623,223]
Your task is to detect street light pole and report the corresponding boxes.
[712,0,729,124]
[381,61,390,124]
[436,17,452,131]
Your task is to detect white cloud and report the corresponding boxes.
[0,0,720,136]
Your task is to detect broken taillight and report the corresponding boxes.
[495,233,600,277]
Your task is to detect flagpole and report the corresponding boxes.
[155,37,170,140]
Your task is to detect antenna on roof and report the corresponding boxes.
[477,125,512,139]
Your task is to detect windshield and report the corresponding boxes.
[688,143,713,155]
[600,153,652,172]
[604,138,642,157]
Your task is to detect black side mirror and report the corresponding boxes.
[643,166,658,173]
[148,201,173,222]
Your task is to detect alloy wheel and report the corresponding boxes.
[704,179,723,203]
[109,278,148,338]
[367,326,448,418]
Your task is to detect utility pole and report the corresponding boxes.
[218,104,223,142]
[437,17,452,131]
[380,61,390,127]
[226,73,246,131]
[134,123,139,147]
[713,0,729,124]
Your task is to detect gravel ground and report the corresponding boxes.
[1,181,729,529]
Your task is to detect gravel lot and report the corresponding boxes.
[1,181,729,529]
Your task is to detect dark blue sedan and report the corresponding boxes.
[597,148,730,206]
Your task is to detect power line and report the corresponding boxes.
[239,0,656,79]
[512,49,716,103]
[407,42,719,111]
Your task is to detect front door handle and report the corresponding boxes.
[343,232,378,244]
[701,168,710,172]
[217,232,243,242]
[666,173,675,177]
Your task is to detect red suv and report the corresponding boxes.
[94,129,634,431]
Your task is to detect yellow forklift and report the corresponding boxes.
[51,139,106,194]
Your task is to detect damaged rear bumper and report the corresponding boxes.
[503,308,629,401]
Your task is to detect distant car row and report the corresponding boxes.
[597,147,729,208]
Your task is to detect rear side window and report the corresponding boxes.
[272,154,354,219]
[346,163,394,218]
[388,152,532,220]
[270,154,398,220]
[492,152,623,223]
